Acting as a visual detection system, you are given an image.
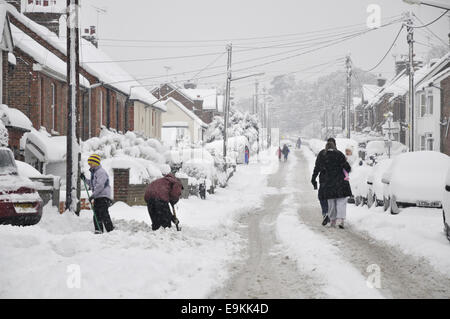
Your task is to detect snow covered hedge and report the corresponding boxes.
[81,128,171,184]
[205,108,259,153]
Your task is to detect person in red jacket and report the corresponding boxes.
[144,173,184,231]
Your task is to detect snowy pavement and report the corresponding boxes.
[1,147,449,298]
[0,150,276,298]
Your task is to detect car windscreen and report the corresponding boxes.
[0,150,18,175]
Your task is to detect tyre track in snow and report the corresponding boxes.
[210,158,324,299]
[293,149,450,299]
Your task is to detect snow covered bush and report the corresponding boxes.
[205,108,259,153]
[0,120,8,147]
[81,128,171,184]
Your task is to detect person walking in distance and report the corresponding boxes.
[144,173,184,231]
[80,154,114,234]
[282,144,290,161]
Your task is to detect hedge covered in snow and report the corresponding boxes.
[81,128,171,184]
[205,108,259,154]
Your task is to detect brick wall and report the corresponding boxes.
[152,84,196,110]
[441,76,450,156]
[7,126,29,159]
[113,168,130,203]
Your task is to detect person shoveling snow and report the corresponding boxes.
[144,174,183,231]
[80,154,114,234]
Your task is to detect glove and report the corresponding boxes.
[80,173,86,181]
[311,180,318,190]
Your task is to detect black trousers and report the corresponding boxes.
[93,197,114,233]
[146,198,174,231]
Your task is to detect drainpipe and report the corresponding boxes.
[89,82,103,138]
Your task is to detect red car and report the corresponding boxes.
[0,148,43,226]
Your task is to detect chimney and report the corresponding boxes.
[22,0,63,35]
[183,81,197,89]
[376,74,387,87]
[81,25,98,48]
[395,60,408,75]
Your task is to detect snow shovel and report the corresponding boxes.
[170,203,181,231]
[81,178,102,232]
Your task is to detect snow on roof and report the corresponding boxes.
[362,84,380,103]
[352,97,362,109]
[164,97,208,128]
[0,104,32,130]
[25,128,66,163]
[383,53,450,101]
[162,121,189,128]
[0,4,6,43]
[180,88,224,111]
[10,23,90,87]
[2,2,165,111]
[419,67,450,89]
[365,70,407,109]
[8,51,15,64]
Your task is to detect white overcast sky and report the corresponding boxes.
[78,0,449,99]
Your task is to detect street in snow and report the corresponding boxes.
[0,0,449,300]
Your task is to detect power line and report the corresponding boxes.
[360,25,404,73]
[411,10,449,28]
[105,19,402,86]
[412,13,448,47]
[80,24,387,64]
[92,15,403,44]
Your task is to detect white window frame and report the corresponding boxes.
[425,132,433,151]
[426,90,433,115]
[419,93,426,118]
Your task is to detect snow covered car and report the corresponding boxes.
[383,151,449,215]
[443,169,450,242]
[349,164,373,206]
[367,159,393,208]
[0,148,43,226]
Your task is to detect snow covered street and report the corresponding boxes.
[1,147,449,298]
[0,151,274,298]
[213,149,450,299]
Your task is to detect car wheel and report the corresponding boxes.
[383,196,389,211]
[390,196,400,215]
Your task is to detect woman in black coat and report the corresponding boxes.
[313,141,352,228]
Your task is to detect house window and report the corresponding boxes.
[51,83,57,132]
[420,135,426,151]
[420,93,426,117]
[427,91,433,115]
[426,133,433,151]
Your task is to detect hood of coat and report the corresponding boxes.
[164,173,181,186]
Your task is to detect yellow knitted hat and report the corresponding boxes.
[88,154,101,166]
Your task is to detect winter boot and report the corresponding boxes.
[330,219,336,228]
[322,215,330,226]
[338,220,345,229]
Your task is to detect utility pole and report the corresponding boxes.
[223,43,232,160]
[66,0,80,214]
[407,13,415,151]
[345,55,352,139]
